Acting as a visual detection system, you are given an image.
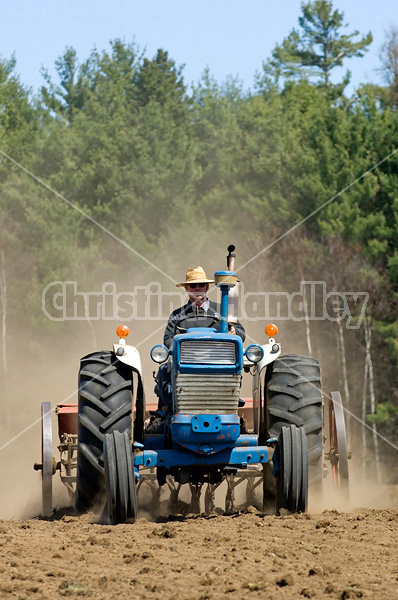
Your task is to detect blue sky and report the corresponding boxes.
[2,1,397,95]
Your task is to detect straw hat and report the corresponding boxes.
[176,266,214,287]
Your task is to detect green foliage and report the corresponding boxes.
[133,49,187,114]
[261,0,372,96]
[190,71,245,228]
[387,250,398,286]
[366,402,398,425]
[41,47,87,119]
[373,321,398,365]
[0,55,40,157]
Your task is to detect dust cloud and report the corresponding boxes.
[0,238,396,520]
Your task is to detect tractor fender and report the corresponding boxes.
[113,343,143,378]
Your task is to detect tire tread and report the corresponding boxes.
[76,351,133,512]
[266,354,323,487]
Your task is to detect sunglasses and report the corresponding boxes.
[187,282,207,289]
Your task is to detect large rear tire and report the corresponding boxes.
[76,351,133,512]
[266,354,323,489]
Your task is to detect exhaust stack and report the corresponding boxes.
[227,245,239,325]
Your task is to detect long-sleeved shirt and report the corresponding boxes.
[163,299,245,349]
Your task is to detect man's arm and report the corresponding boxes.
[163,306,186,348]
[163,314,176,349]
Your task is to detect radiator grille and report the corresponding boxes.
[175,373,241,414]
[180,341,236,365]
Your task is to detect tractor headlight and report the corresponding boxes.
[245,345,264,363]
[150,344,169,363]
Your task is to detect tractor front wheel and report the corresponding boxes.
[104,431,137,524]
[276,425,308,514]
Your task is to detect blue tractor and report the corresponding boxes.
[73,252,349,524]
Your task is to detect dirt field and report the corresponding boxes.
[0,338,397,599]
[0,494,397,600]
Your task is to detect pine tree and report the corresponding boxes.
[262,1,372,96]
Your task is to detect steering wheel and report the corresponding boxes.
[173,313,220,336]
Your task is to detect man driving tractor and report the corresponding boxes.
[163,266,245,347]
[148,266,245,431]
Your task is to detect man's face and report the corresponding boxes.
[185,282,209,304]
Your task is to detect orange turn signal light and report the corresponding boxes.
[265,323,278,337]
[116,325,129,338]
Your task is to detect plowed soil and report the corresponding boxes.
[0,500,397,600]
